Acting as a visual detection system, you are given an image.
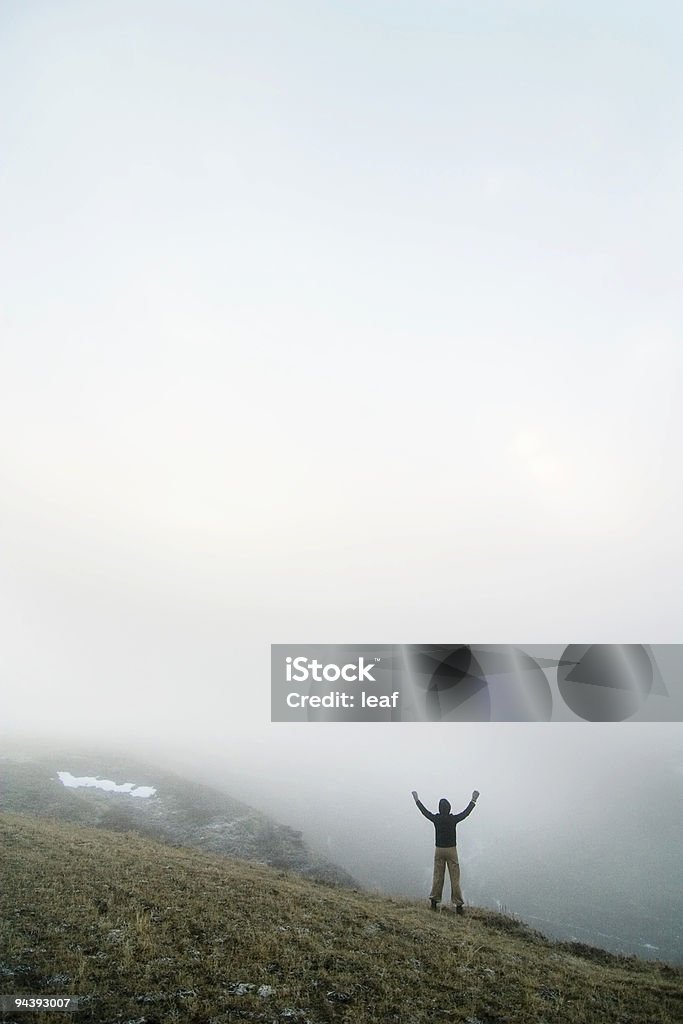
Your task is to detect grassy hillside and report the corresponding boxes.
[0,814,681,1024]
[0,750,354,887]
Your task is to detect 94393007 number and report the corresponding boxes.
[0,995,80,1012]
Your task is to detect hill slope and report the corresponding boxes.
[0,749,353,887]
[1,813,681,1024]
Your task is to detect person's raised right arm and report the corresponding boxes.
[454,789,480,822]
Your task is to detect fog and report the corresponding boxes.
[5,722,682,958]
[154,725,683,912]
[2,0,682,962]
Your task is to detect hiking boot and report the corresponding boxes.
[430,898,439,911]
[455,904,465,916]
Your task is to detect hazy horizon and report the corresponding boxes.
[3,723,682,961]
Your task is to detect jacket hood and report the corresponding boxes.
[438,798,451,815]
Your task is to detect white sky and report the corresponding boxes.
[1,2,682,754]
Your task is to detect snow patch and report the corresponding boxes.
[57,772,156,798]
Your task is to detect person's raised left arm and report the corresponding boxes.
[412,790,437,822]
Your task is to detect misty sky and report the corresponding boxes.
[1,1,682,931]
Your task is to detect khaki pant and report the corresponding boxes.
[430,846,464,906]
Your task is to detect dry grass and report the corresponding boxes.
[0,812,681,1024]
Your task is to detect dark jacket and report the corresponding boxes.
[416,798,476,847]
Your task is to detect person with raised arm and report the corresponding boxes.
[412,788,480,914]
